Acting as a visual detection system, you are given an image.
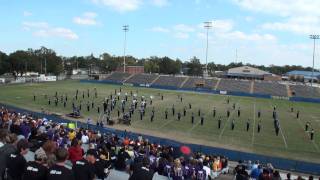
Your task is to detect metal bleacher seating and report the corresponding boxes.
[104,72,131,83]
[125,73,159,84]
[182,77,217,89]
[152,75,186,88]
[217,79,251,93]
[290,85,320,98]
[254,81,287,97]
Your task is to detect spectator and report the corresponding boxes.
[129,157,154,180]
[42,140,57,167]
[250,165,262,179]
[68,139,84,164]
[0,130,17,180]
[5,139,30,180]
[115,147,130,171]
[47,148,74,180]
[72,149,96,180]
[172,158,184,180]
[272,170,281,180]
[81,132,89,144]
[286,173,291,180]
[22,148,48,180]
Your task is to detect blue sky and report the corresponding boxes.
[0,0,319,68]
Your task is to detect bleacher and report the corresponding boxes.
[217,79,251,93]
[182,77,217,89]
[254,81,287,97]
[125,73,159,84]
[104,72,131,83]
[290,85,320,98]
[152,75,186,88]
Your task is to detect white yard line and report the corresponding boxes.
[218,100,240,140]
[158,118,178,130]
[268,100,288,149]
[282,103,320,152]
[251,100,256,146]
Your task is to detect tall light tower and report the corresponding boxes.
[310,34,319,87]
[123,25,129,73]
[204,21,212,77]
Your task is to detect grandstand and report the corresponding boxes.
[99,72,320,99]
[217,79,251,93]
[181,77,218,89]
[104,72,131,83]
[290,85,320,98]
[124,73,158,84]
[152,75,187,88]
[254,81,288,97]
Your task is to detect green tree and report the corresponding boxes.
[187,56,203,76]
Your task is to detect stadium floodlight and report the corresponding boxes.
[310,35,319,87]
[204,21,212,77]
[123,25,129,73]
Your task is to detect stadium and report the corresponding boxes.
[1,1,320,180]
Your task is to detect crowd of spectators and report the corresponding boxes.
[0,106,230,180]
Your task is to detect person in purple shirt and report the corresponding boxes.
[20,121,31,139]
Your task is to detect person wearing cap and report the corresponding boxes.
[22,148,48,180]
[47,148,74,180]
[129,157,154,180]
[72,149,96,180]
[5,139,29,180]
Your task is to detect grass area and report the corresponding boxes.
[0,80,320,162]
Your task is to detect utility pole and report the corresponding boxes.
[123,25,129,73]
[44,57,47,75]
[310,35,319,87]
[203,21,212,77]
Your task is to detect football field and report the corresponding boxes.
[0,80,320,162]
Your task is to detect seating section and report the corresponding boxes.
[290,85,320,98]
[125,73,159,84]
[254,81,287,96]
[102,72,320,98]
[182,77,217,89]
[217,79,251,93]
[153,76,186,87]
[104,72,131,83]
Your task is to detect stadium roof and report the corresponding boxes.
[227,66,271,77]
[286,70,320,79]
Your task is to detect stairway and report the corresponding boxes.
[180,76,190,88]
[123,74,135,83]
[286,84,292,97]
[150,75,160,85]
[250,81,255,94]
[214,78,221,90]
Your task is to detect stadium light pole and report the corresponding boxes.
[123,25,129,73]
[204,21,212,77]
[310,35,319,87]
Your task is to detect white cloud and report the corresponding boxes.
[174,32,189,39]
[232,0,320,17]
[151,0,169,7]
[244,16,254,22]
[33,28,79,40]
[22,21,78,40]
[232,0,320,35]
[23,11,32,17]
[223,31,277,41]
[150,26,170,33]
[92,0,142,12]
[262,16,320,35]
[173,24,195,32]
[73,12,98,26]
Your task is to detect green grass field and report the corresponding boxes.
[0,80,320,163]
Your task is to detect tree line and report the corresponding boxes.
[0,47,315,78]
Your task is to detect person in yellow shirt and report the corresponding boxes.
[68,129,76,141]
